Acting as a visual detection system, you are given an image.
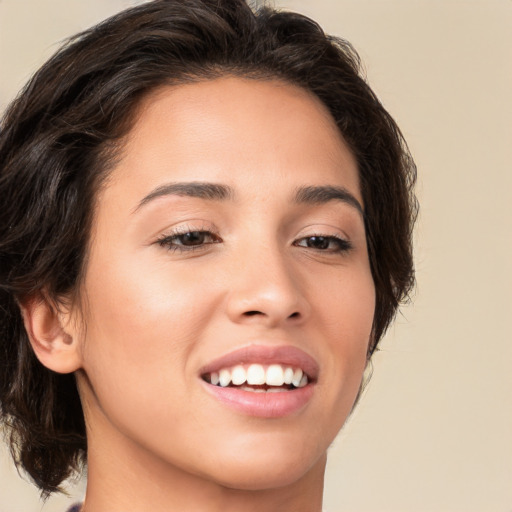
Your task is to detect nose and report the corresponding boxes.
[225,244,311,328]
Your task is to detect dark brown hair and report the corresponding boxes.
[0,0,417,495]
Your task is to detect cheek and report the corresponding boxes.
[89,248,208,324]
[78,250,218,390]
[315,261,375,344]
[76,254,219,447]
[311,263,375,399]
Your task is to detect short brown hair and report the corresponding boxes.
[0,0,417,495]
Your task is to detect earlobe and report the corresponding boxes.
[19,295,82,374]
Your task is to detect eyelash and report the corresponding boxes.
[156,228,352,254]
[293,234,352,253]
[157,228,221,253]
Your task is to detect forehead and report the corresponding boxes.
[102,77,361,208]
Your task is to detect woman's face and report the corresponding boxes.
[73,77,375,490]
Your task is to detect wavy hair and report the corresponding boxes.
[0,0,417,495]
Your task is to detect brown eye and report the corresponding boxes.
[305,236,330,250]
[158,230,220,252]
[177,231,209,246]
[295,235,352,253]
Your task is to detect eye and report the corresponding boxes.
[294,235,352,253]
[157,230,221,252]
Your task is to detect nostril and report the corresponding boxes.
[242,310,301,319]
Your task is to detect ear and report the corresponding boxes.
[19,295,82,374]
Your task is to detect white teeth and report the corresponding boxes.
[241,386,266,393]
[266,364,285,386]
[266,387,288,393]
[246,364,266,385]
[298,374,308,388]
[219,369,231,387]
[210,372,220,386]
[240,386,288,393]
[291,368,303,388]
[283,367,294,385]
[206,364,310,389]
[231,365,246,386]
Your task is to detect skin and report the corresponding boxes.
[26,77,375,512]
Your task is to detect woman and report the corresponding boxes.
[0,1,416,510]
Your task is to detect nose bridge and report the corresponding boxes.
[225,237,310,326]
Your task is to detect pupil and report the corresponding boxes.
[181,231,204,246]
[308,236,329,249]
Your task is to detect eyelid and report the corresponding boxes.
[155,222,222,252]
[292,222,354,252]
[294,223,351,241]
[155,220,218,239]
[293,233,353,252]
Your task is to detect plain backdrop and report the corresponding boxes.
[0,1,511,511]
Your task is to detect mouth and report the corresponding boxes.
[199,345,317,418]
[202,363,309,392]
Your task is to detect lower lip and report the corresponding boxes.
[201,381,315,418]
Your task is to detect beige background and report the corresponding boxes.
[1,0,511,511]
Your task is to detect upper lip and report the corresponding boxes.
[199,344,319,381]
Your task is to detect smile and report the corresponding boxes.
[199,345,317,417]
[203,363,309,391]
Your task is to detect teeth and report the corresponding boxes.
[291,368,303,388]
[241,386,289,393]
[231,365,246,385]
[206,363,310,389]
[298,374,308,388]
[283,367,294,385]
[241,386,266,393]
[219,369,231,387]
[247,364,266,385]
[266,364,284,386]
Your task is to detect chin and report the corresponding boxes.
[212,458,323,492]
[195,433,328,491]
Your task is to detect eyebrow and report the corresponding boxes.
[294,185,364,217]
[133,181,364,217]
[133,182,234,213]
